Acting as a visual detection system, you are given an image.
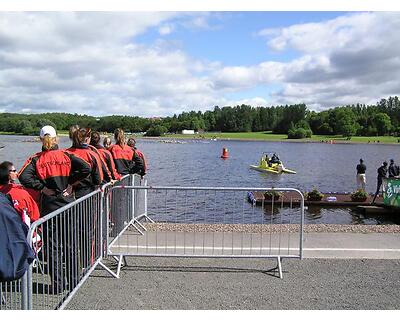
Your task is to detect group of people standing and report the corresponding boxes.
[356,158,399,204]
[1,125,146,224]
[0,125,147,285]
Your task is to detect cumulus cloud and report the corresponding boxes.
[257,12,400,109]
[0,12,400,116]
[0,12,221,116]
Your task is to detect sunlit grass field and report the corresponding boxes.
[164,131,400,144]
[2,130,399,144]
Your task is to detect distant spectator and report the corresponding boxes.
[388,159,400,178]
[356,158,367,191]
[371,161,388,204]
[0,161,40,225]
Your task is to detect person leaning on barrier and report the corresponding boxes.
[388,159,400,178]
[18,125,92,293]
[18,125,92,215]
[371,161,388,204]
[109,128,144,176]
[356,158,367,191]
[90,131,121,181]
[127,137,147,177]
[66,127,105,199]
[0,161,40,225]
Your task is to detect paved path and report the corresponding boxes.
[303,232,400,259]
[67,257,400,310]
[67,232,400,310]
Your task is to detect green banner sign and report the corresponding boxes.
[384,178,400,207]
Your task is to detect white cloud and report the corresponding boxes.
[158,24,174,35]
[257,12,400,110]
[0,12,400,117]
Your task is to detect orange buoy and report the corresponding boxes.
[221,147,229,159]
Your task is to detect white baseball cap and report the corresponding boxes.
[39,125,57,138]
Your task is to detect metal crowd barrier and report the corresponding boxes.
[2,176,304,309]
[0,175,133,310]
[104,186,304,279]
[0,275,28,310]
[25,190,104,310]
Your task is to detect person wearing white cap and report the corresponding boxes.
[18,125,92,293]
[39,125,57,139]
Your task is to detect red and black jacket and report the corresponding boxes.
[91,144,121,180]
[87,144,112,182]
[19,147,91,194]
[18,147,91,214]
[134,148,147,175]
[109,144,144,176]
[0,183,40,222]
[66,145,104,192]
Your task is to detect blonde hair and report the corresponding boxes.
[114,128,125,147]
[42,135,57,151]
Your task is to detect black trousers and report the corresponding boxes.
[371,178,383,204]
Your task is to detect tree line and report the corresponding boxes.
[0,96,399,138]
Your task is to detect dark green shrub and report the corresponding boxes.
[351,189,368,202]
[264,190,282,200]
[306,188,324,201]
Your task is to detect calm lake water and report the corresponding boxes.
[1,135,399,225]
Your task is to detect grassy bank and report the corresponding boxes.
[163,131,400,144]
[2,130,399,144]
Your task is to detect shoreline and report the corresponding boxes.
[138,135,399,146]
[1,132,399,145]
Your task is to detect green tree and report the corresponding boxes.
[145,125,167,137]
[372,113,391,136]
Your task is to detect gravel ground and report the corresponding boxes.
[66,257,400,310]
[144,222,400,233]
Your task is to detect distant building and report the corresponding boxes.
[181,129,195,135]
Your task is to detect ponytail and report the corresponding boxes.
[114,128,125,147]
[42,135,56,151]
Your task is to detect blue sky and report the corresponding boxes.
[136,12,346,65]
[0,11,399,116]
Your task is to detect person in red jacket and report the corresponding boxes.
[19,125,91,215]
[109,128,144,176]
[18,125,91,293]
[66,127,105,199]
[90,131,121,181]
[127,138,147,176]
[0,161,40,225]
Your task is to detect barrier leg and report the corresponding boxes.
[97,260,120,279]
[277,257,283,279]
